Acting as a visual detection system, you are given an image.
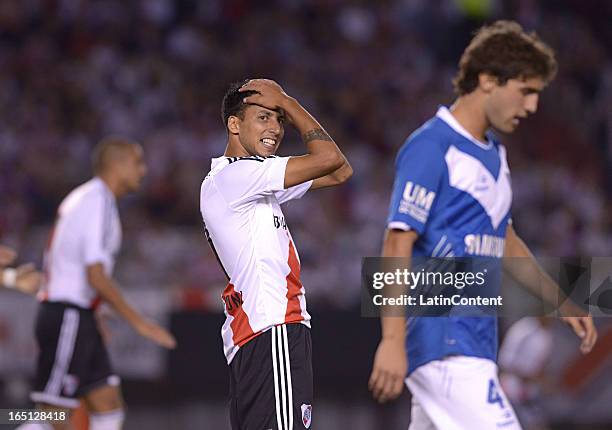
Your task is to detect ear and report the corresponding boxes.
[478,73,498,93]
[227,116,240,135]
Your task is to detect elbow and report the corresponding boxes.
[339,162,353,184]
[320,151,344,175]
[333,162,353,185]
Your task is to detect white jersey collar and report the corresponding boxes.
[436,106,493,150]
[92,176,116,200]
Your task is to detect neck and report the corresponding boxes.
[224,136,250,157]
[449,92,490,141]
[97,174,123,198]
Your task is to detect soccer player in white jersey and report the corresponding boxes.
[0,244,42,294]
[368,21,597,429]
[19,137,176,430]
[200,79,352,429]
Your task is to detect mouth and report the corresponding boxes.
[260,137,277,150]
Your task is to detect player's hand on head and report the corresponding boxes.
[239,79,290,111]
[561,315,597,354]
[368,338,407,403]
[15,263,43,295]
[0,245,17,267]
[136,319,177,349]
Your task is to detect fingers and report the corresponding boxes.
[368,365,404,403]
[14,264,43,295]
[16,263,36,275]
[238,79,283,105]
[368,366,388,402]
[147,325,177,349]
[565,316,598,354]
[579,317,597,354]
[159,330,177,349]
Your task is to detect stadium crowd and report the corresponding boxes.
[0,0,611,309]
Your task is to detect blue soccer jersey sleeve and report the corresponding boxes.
[387,137,446,234]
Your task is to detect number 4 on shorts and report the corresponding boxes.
[487,378,505,409]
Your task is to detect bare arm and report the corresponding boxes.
[504,225,596,353]
[310,156,353,190]
[87,263,176,349]
[369,229,418,403]
[240,79,351,188]
[0,245,42,294]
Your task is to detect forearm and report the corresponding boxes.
[379,230,417,339]
[89,272,143,328]
[281,97,342,156]
[504,229,569,309]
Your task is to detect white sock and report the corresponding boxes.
[89,409,125,430]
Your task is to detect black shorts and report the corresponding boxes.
[31,301,119,409]
[229,323,313,430]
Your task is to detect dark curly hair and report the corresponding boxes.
[453,20,557,96]
[221,80,259,130]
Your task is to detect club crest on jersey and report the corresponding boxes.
[399,181,436,223]
[301,404,312,428]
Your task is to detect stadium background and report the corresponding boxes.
[0,0,611,428]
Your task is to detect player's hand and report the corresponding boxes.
[135,320,177,349]
[369,338,407,403]
[15,263,43,295]
[0,245,17,267]
[561,315,597,354]
[239,79,291,112]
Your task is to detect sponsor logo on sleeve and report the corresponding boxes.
[398,181,436,223]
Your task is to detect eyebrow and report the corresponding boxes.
[521,87,542,94]
[255,107,285,121]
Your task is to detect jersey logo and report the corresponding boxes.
[464,234,505,257]
[273,215,287,230]
[445,145,512,229]
[301,404,312,428]
[398,181,436,223]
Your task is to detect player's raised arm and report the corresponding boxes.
[503,224,597,354]
[240,79,352,189]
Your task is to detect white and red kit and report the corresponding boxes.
[200,155,312,363]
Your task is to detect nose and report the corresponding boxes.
[268,118,282,135]
[525,93,539,115]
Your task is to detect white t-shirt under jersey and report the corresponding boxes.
[41,177,121,308]
[200,155,312,363]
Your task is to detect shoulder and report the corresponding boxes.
[60,180,106,215]
[212,155,287,186]
[396,118,451,166]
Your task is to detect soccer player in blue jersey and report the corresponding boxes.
[368,21,597,429]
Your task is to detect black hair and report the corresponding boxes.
[221,80,259,130]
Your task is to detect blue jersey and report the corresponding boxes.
[387,107,512,374]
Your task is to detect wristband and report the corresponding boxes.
[2,268,17,289]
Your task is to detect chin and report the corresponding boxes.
[257,147,276,157]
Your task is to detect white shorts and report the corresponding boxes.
[406,356,522,430]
